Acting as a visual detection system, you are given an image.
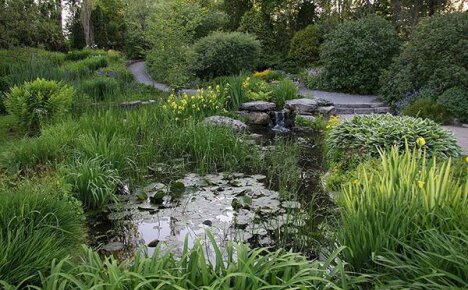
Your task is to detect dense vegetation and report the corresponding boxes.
[0,0,467,289]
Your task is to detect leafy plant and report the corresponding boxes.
[62,157,120,209]
[77,76,120,101]
[320,16,400,94]
[380,12,467,105]
[288,24,322,66]
[192,31,261,79]
[271,79,298,107]
[327,114,461,167]
[338,146,467,282]
[0,186,85,286]
[402,97,452,124]
[4,78,75,132]
[438,87,468,123]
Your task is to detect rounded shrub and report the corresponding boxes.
[0,188,85,285]
[320,16,400,94]
[402,97,452,125]
[192,32,261,79]
[288,24,322,66]
[438,87,468,123]
[5,78,75,132]
[327,114,461,166]
[380,12,468,105]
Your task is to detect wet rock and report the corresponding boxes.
[240,101,276,112]
[143,182,166,193]
[238,111,271,126]
[202,220,213,226]
[204,116,248,132]
[117,183,131,195]
[148,239,160,248]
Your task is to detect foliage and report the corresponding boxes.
[327,114,461,167]
[288,24,322,66]
[4,79,75,132]
[242,76,273,101]
[0,185,85,286]
[146,0,205,87]
[0,233,360,289]
[320,16,400,94]
[64,50,93,61]
[77,76,120,101]
[192,32,261,79]
[61,157,120,208]
[380,12,468,105]
[163,87,225,120]
[402,97,452,124]
[194,10,228,39]
[338,147,467,283]
[211,75,247,110]
[295,114,327,131]
[438,87,468,123]
[270,79,298,107]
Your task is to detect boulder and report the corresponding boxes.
[317,106,336,116]
[240,101,276,112]
[238,111,271,126]
[204,116,248,132]
[285,98,319,114]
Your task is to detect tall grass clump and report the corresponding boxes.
[61,157,120,208]
[76,76,121,101]
[0,187,85,286]
[271,79,298,107]
[338,146,467,284]
[212,75,247,110]
[1,233,362,289]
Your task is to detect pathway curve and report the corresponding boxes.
[127,61,467,155]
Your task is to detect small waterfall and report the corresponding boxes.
[272,110,289,133]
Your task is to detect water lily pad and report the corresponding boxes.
[170,181,185,197]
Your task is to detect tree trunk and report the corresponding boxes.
[82,0,94,47]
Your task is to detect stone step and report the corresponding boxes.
[336,107,391,114]
[335,102,385,108]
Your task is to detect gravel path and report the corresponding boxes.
[298,86,381,104]
[128,61,197,95]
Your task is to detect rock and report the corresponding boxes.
[317,106,336,116]
[240,101,276,112]
[315,98,334,106]
[102,241,125,252]
[285,98,319,114]
[354,108,375,114]
[148,239,160,248]
[202,220,212,226]
[238,111,271,125]
[204,116,247,133]
[120,100,142,108]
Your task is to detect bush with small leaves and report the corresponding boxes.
[288,24,322,67]
[192,32,261,79]
[5,78,75,132]
[402,97,452,124]
[438,87,468,123]
[320,16,400,94]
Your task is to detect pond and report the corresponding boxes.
[87,126,332,260]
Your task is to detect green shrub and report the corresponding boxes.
[194,10,228,39]
[327,114,461,167]
[61,62,91,80]
[4,79,75,132]
[77,76,120,101]
[64,49,93,61]
[320,16,400,94]
[80,56,108,71]
[380,12,468,105]
[288,24,322,67]
[438,87,468,123]
[0,186,85,285]
[402,97,452,124]
[192,32,261,79]
[339,147,467,282]
[271,79,298,107]
[62,157,120,209]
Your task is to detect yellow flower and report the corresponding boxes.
[465,156,468,163]
[417,180,425,189]
[352,179,359,185]
[416,137,426,147]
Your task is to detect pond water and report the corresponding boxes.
[87,127,331,259]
